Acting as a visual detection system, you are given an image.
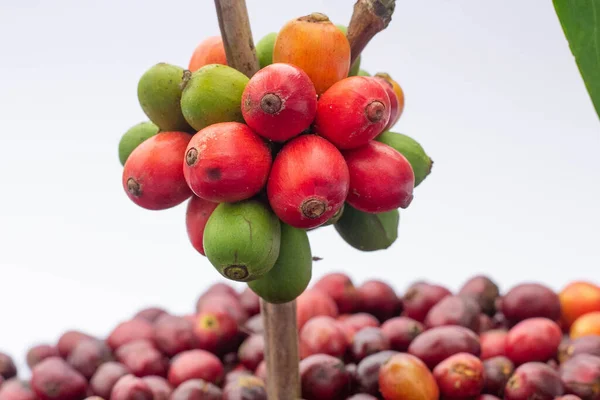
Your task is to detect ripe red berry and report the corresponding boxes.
[168,349,224,387]
[402,282,452,322]
[30,357,88,400]
[372,77,400,131]
[344,141,414,213]
[185,195,218,256]
[505,318,562,365]
[480,329,508,360]
[26,345,59,369]
[505,362,564,400]
[299,316,348,359]
[193,312,238,355]
[296,289,339,329]
[313,273,360,314]
[241,63,317,142]
[433,353,485,398]
[183,122,272,203]
[107,319,155,351]
[315,76,391,149]
[267,135,349,229]
[122,131,193,210]
[499,283,561,324]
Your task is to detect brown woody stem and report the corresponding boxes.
[213,0,260,78]
[347,0,396,66]
[260,299,301,399]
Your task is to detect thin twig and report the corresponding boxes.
[347,0,396,65]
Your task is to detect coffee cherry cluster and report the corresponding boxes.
[117,12,433,304]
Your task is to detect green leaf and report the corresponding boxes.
[553,0,600,120]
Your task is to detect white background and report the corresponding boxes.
[1,0,598,377]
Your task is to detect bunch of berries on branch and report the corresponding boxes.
[118,12,433,304]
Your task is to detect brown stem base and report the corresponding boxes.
[260,299,301,399]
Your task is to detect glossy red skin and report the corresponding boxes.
[194,312,239,355]
[117,341,167,378]
[242,63,317,142]
[338,313,380,343]
[479,314,495,333]
[313,273,360,314]
[185,196,219,256]
[408,325,481,369]
[402,282,452,322]
[350,327,390,362]
[381,316,424,352]
[238,335,265,372]
[299,354,350,400]
[559,354,600,400]
[505,362,564,400]
[196,293,248,325]
[299,316,348,359]
[107,319,155,350]
[89,362,130,399]
[26,345,59,369]
[372,77,400,131]
[315,76,391,149]
[170,379,223,400]
[559,336,600,363]
[31,357,88,400]
[480,329,508,360]
[458,275,500,316]
[425,295,481,331]
[154,314,197,357]
[222,375,267,400]
[499,283,561,325]
[122,131,192,210]
[296,289,339,329]
[244,315,264,335]
[56,330,95,359]
[344,141,415,213]
[183,122,271,203]
[254,361,267,383]
[357,280,402,322]
[168,349,224,387]
[66,339,114,379]
[267,134,349,229]
[142,376,172,400]
[133,307,167,324]
[433,352,485,398]
[0,379,38,400]
[483,356,514,397]
[110,375,152,400]
[355,350,398,395]
[237,290,259,319]
[505,317,562,365]
[115,339,155,361]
